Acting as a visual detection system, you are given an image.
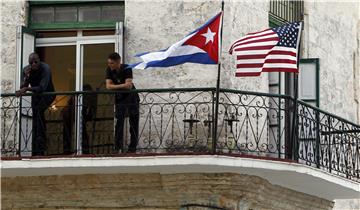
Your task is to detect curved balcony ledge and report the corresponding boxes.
[2,155,359,201]
[2,88,360,194]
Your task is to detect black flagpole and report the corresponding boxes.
[212,0,225,154]
[291,21,303,160]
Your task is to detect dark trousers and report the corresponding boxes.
[62,103,90,155]
[31,96,53,156]
[62,105,73,154]
[115,97,140,152]
[81,119,90,154]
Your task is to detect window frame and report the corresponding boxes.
[298,58,320,107]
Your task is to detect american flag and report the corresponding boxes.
[229,22,302,77]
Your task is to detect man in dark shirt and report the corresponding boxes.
[16,52,55,156]
[105,52,140,153]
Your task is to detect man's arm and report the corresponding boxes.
[27,65,52,93]
[29,71,51,93]
[105,78,133,90]
[16,67,31,96]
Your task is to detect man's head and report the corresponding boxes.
[28,52,40,70]
[107,52,121,71]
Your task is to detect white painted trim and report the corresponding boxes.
[75,42,81,154]
[77,39,115,45]
[2,155,359,200]
[36,39,115,47]
[115,22,124,61]
[15,26,22,90]
[36,42,76,47]
[36,35,116,46]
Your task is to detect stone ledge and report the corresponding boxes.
[2,155,359,200]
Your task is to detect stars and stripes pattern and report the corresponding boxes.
[229,22,302,77]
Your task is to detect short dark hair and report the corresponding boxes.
[108,52,121,61]
[29,52,40,60]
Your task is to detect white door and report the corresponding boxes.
[16,26,35,156]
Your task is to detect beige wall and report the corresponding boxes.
[0,0,27,93]
[125,0,269,92]
[301,4,360,208]
[1,173,334,210]
[303,1,360,123]
[0,0,27,156]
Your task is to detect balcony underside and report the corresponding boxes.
[2,155,359,201]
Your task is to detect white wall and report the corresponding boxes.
[303,1,360,123]
[125,0,269,92]
[0,0,27,93]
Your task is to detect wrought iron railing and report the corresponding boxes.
[296,100,360,181]
[1,88,359,182]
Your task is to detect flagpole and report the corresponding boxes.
[291,21,303,160]
[212,0,225,154]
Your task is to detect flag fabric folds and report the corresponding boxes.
[229,22,302,77]
[131,12,222,69]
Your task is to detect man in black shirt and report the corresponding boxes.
[16,52,55,156]
[105,52,140,153]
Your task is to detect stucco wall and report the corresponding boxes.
[125,0,269,92]
[332,3,360,209]
[0,0,27,157]
[0,0,27,93]
[1,173,334,210]
[303,1,360,123]
[334,199,360,210]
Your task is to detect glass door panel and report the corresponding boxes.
[82,43,115,154]
[37,45,76,155]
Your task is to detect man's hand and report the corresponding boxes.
[24,66,31,78]
[15,87,28,97]
[124,82,133,89]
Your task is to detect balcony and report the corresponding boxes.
[1,88,360,200]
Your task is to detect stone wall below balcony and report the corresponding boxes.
[1,173,334,210]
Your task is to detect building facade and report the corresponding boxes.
[1,0,360,209]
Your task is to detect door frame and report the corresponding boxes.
[76,40,116,153]
[16,26,36,156]
[35,30,119,92]
[35,30,117,154]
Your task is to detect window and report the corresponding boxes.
[269,0,304,27]
[298,58,320,107]
[29,1,124,30]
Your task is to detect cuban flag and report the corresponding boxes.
[131,12,222,69]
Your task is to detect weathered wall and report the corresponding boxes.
[1,173,334,210]
[303,2,360,209]
[0,0,27,93]
[0,0,27,157]
[125,0,269,92]
[303,1,360,123]
[333,3,360,210]
[334,199,360,210]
